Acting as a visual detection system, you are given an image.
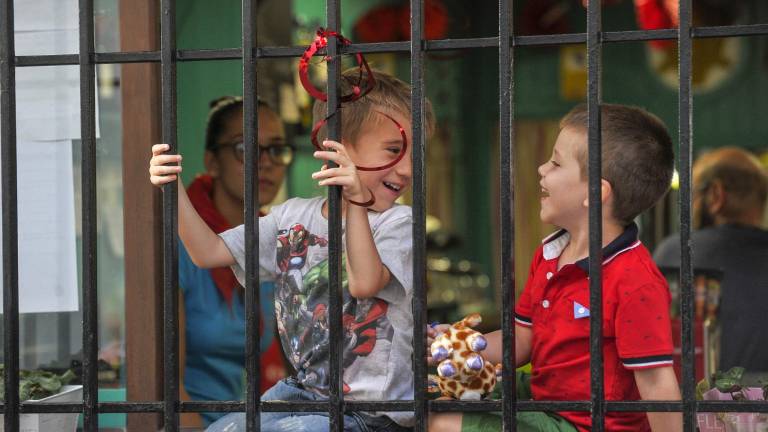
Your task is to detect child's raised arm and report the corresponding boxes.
[149,144,236,268]
[312,140,388,299]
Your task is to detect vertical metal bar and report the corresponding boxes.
[78,0,99,429]
[410,0,427,430]
[0,0,19,429]
[678,0,695,429]
[498,0,516,430]
[586,0,604,430]
[160,0,180,430]
[242,0,262,429]
[325,0,343,431]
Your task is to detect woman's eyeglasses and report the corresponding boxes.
[216,141,295,166]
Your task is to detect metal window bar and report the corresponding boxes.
[325,1,345,431]
[78,0,99,429]
[410,0,429,431]
[678,0,696,430]
[1,0,20,430]
[242,0,263,429]
[498,0,516,430]
[160,0,180,431]
[586,0,605,430]
[1,1,768,431]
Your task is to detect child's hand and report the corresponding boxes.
[426,322,450,365]
[312,140,372,205]
[149,144,182,187]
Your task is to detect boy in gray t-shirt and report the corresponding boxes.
[149,68,434,431]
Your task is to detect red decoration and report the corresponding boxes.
[399,0,450,41]
[354,5,402,43]
[298,28,375,103]
[633,0,678,49]
[354,0,450,43]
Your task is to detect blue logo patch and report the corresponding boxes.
[573,302,590,319]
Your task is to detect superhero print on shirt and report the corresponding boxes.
[273,229,393,395]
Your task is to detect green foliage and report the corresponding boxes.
[695,367,768,402]
[0,365,75,401]
[713,367,746,394]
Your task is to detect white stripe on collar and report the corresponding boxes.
[603,240,642,264]
[541,231,642,264]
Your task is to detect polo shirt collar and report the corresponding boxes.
[541,223,641,274]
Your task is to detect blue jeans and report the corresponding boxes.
[206,378,411,432]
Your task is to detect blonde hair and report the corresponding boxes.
[312,68,435,146]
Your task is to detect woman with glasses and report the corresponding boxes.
[179,96,294,427]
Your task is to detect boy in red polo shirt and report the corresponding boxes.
[429,104,682,432]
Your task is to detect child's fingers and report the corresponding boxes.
[322,140,347,153]
[313,150,351,167]
[317,176,354,187]
[150,174,177,185]
[311,167,343,180]
[151,143,172,156]
[149,164,182,177]
[150,154,182,166]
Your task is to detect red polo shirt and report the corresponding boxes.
[515,223,674,432]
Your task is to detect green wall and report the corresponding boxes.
[176,2,243,184]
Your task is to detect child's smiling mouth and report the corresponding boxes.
[383,181,402,192]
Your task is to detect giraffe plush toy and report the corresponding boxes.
[428,313,502,400]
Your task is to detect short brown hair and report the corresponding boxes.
[560,103,674,225]
[693,147,768,220]
[312,68,435,145]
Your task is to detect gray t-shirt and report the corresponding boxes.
[220,197,414,425]
[654,224,768,374]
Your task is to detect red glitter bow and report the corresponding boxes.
[298,28,375,103]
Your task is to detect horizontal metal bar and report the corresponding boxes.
[426,37,498,50]
[95,51,160,63]
[5,398,768,415]
[429,400,593,412]
[515,33,586,46]
[602,29,677,42]
[11,402,164,414]
[16,54,78,66]
[177,48,242,61]
[11,22,768,67]
[605,401,685,412]
[696,401,768,413]
[693,23,768,39]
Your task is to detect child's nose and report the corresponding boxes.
[395,156,412,178]
[537,162,548,177]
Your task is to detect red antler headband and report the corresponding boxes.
[310,110,408,172]
[298,28,376,103]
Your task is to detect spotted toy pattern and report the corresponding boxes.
[428,313,502,400]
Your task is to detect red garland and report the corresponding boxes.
[299,28,408,173]
[298,28,375,103]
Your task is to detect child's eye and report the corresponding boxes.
[550,160,560,167]
[387,146,402,155]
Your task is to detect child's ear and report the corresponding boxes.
[581,179,614,207]
[204,150,220,178]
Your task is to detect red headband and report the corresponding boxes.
[298,28,375,103]
[311,110,408,172]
